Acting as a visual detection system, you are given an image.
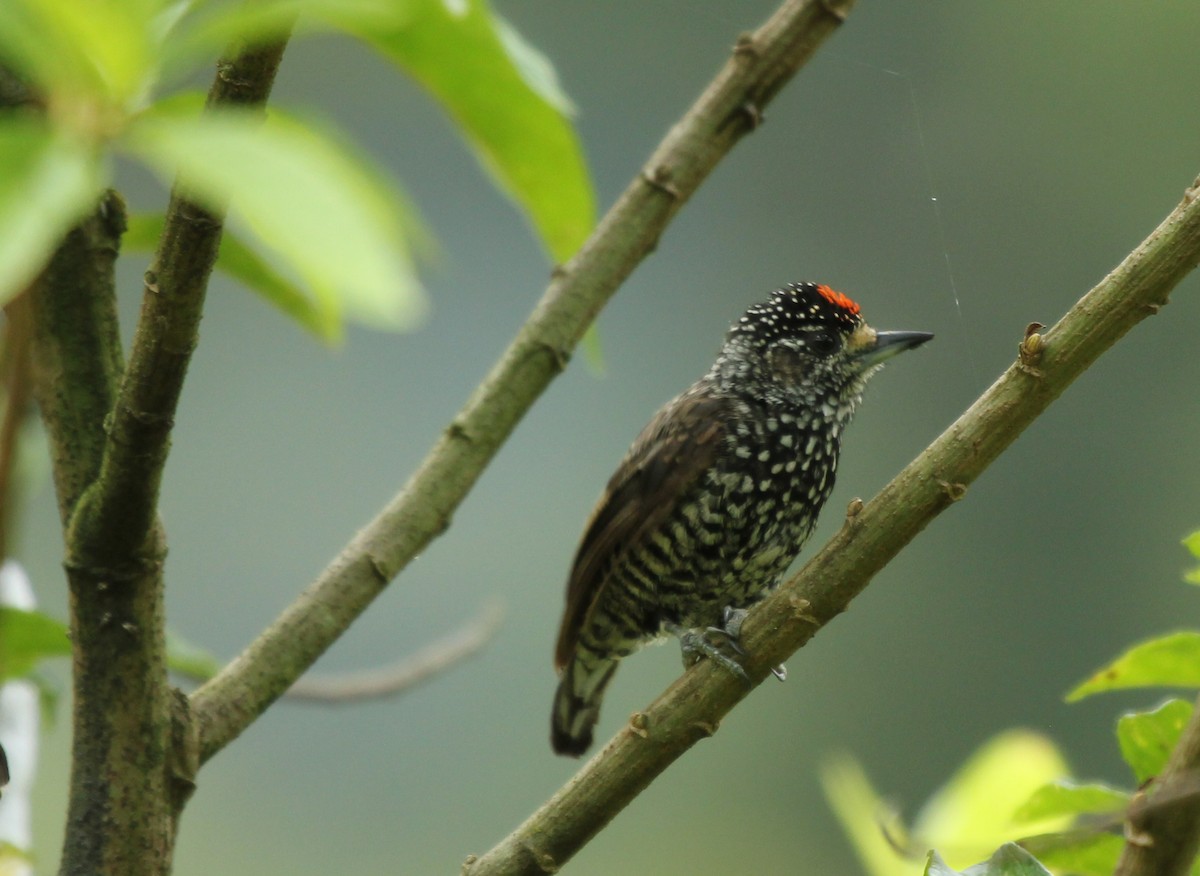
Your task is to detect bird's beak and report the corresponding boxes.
[855,330,934,369]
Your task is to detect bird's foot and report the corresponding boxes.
[721,607,788,680]
[668,607,787,683]
[665,607,750,685]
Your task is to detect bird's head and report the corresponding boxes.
[714,282,933,410]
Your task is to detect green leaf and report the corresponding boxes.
[160,0,411,76]
[822,733,1068,876]
[1184,530,1200,584]
[1012,780,1129,823]
[1023,832,1123,876]
[0,117,103,305]
[967,843,1055,876]
[125,213,342,342]
[165,628,221,680]
[820,754,910,876]
[926,845,1054,876]
[912,730,1070,865]
[579,325,605,374]
[1067,632,1200,701]
[1183,530,1200,560]
[125,102,428,330]
[0,841,35,867]
[360,0,594,262]
[925,850,962,876]
[0,607,71,680]
[1117,698,1192,783]
[0,0,163,103]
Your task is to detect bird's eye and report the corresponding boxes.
[807,331,838,356]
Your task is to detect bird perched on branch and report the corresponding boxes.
[551,282,932,756]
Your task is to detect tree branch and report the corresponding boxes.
[461,177,1200,874]
[23,34,293,876]
[71,34,291,575]
[190,0,857,763]
[284,602,503,703]
[25,194,126,527]
[1116,691,1200,876]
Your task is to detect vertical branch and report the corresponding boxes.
[75,36,291,571]
[24,192,153,875]
[24,33,292,876]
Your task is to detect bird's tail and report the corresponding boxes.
[551,649,620,757]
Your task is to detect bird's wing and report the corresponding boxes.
[554,388,730,671]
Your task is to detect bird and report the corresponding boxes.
[550,282,932,757]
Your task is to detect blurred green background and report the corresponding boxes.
[14,2,1200,873]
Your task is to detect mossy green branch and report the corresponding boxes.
[190,0,856,764]
[25,35,293,876]
[76,36,291,572]
[25,193,126,525]
[463,176,1200,875]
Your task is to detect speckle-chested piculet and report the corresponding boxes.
[551,282,932,756]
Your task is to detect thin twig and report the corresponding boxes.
[190,0,856,764]
[461,177,1200,874]
[285,602,503,703]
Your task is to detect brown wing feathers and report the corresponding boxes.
[554,390,728,670]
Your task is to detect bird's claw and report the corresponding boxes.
[666,608,753,686]
[677,628,750,685]
[722,607,787,680]
[668,608,787,684]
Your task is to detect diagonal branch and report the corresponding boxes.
[190,0,858,763]
[462,177,1200,874]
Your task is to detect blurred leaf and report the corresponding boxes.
[1067,632,1200,701]
[1020,830,1122,876]
[0,0,161,104]
[125,213,342,342]
[925,844,1054,876]
[0,840,34,866]
[579,325,604,374]
[1117,698,1191,783]
[1184,530,1200,584]
[925,851,961,876]
[360,0,594,262]
[1012,780,1129,823]
[125,103,428,330]
[159,0,411,75]
[0,117,103,305]
[820,754,910,876]
[911,730,1070,870]
[822,733,1068,876]
[975,843,1053,876]
[1185,531,1200,559]
[0,607,70,681]
[165,628,221,680]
